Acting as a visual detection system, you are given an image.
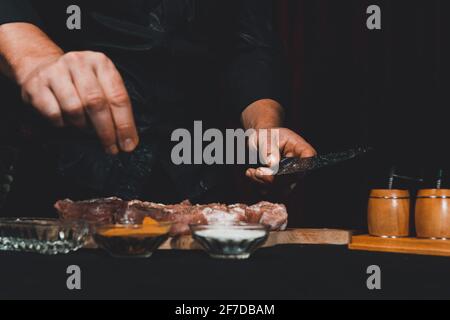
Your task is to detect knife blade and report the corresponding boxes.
[276,146,372,176]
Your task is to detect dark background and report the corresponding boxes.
[275,0,450,230]
[1,0,449,231]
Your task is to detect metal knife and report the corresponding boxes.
[276,146,372,176]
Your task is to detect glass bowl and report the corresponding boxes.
[0,218,89,255]
[190,223,269,260]
[93,222,172,258]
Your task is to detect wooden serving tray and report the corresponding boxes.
[349,235,450,257]
[160,228,352,250]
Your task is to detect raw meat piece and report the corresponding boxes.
[55,198,288,236]
[55,197,126,224]
[249,202,289,230]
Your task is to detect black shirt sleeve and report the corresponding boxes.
[225,0,289,116]
[0,0,42,26]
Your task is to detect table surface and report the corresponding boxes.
[1,245,449,300]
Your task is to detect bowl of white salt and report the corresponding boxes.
[190,223,269,259]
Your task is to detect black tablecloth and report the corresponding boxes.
[1,245,449,300]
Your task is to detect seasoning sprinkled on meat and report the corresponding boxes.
[55,198,288,236]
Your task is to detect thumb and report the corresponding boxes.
[259,134,281,176]
[263,150,281,176]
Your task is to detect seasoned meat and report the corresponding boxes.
[55,198,288,236]
[54,197,126,224]
[249,202,289,230]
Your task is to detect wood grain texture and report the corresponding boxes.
[160,228,352,250]
[368,189,410,237]
[415,189,450,239]
[349,235,450,257]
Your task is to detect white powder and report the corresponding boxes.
[205,210,239,224]
[195,229,266,242]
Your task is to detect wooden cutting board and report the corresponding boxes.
[160,228,352,250]
[349,235,450,257]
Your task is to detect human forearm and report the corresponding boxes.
[0,22,139,154]
[0,22,63,84]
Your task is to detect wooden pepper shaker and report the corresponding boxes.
[367,167,419,238]
[368,189,410,238]
[415,170,450,240]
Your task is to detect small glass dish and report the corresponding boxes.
[190,223,269,260]
[0,218,89,255]
[93,222,172,258]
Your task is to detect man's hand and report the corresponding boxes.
[245,128,316,184]
[20,51,138,154]
[241,99,316,185]
[0,23,138,155]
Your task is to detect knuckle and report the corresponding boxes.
[89,51,108,62]
[24,90,45,107]
[46,111,62,123]
[30,96,46,108]
[115,122,134,132]
[63,51,82,63]
[64,105,83,117]
[47,111,60,120]
[84,93,106,111]
[46,64,66,78]
[33,71,46,82]
[109,90,130,106]
[309,149,318,157]
[30,68,48,82]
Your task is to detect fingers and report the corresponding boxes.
[22,85,64,127]
[294,142,317,158]
[68,59,118,154]
[246,168,275,185]
[250,167,275,184]
[94,56,138,152]
[246,129,281,184]
[257,129,280,167]
[20,51,139,155]
[64,63,121,154]
[246,168,269,185]
[245,128,317,185]
[47,67,86,129]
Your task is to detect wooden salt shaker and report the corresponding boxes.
[415,189,450,240]
[368,189,410,238]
